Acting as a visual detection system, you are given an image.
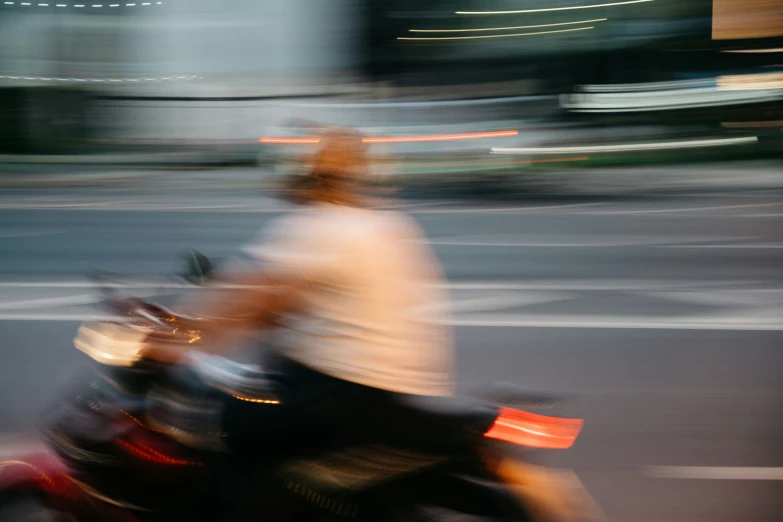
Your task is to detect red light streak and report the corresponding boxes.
[484,407,583,449]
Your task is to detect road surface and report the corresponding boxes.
[1,187,782,522]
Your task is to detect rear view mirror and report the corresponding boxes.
[179,249,215,285]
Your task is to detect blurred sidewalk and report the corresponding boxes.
[0,162,781,196]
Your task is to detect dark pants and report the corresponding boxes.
[224,354,439,457]
[215,355,456,521]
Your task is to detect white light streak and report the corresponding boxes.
[410,18,606,33]
[400,26,594,40]
[0,74,199,83]
[723,48,783,54]
[491,137,759,155]
[457,0,653,16]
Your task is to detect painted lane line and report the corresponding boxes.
[0,294,101,311]
[0,279,776,291]
[429,240,774,248]
[411,203,606,214]
[579,202,783,215]
[645,466,783,480]
[0,200,780,216]
[0,202,605,214]
[660,244,783,249]
[416,292,577,315]
[4,311,780,330]
[0,313,118,321]
[443,314,783,331]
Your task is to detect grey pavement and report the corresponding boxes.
[0,188,782,521]
[1,161,781,195]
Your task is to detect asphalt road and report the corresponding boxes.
[1,189,782,522]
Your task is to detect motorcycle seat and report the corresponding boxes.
[395,395,499,441]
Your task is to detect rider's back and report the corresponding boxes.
[246,202,454,397]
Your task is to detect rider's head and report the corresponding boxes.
[286,127,371,207]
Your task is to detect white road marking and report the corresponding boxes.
[429,236,765,248]
[645,466,783,480]
[0,201,606,214]
[443,314,783,330]
[0,199,780,216]
[642,290,783,307]
[0,294,101,311]
[0,202,281,213]
[3,310,780,329]
[409,202,606,214]
[579,202,783,215]
[0,279,774,291]
[660,244,783,249]
[0,313,118,321]
[0,279,192,289]
[418,292,577,314]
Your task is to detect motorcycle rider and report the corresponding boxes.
[37,127,598,522]
[170,126,453,391]
[145,127,458,466]
[148,126,458,518]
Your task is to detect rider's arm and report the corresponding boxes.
[143,212,332,362]
[141,266,300,363]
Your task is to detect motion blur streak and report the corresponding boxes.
[491,137,759,154]
[456,0,653,15]
[261,131,519,145]
[363,130,518,143]
[398,27,595,41]
[722,49,783,53]
[116,439,201,467]
[259,138,321,144]
[717,73,783,91]
[409,19,606,33]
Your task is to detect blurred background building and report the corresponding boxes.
[0,0,780,171]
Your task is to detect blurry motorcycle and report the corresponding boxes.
[0,252,601,522]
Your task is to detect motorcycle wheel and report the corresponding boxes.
[0,493,70,522]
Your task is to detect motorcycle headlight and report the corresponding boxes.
[74,321,149,367]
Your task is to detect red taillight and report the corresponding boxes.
[116,438,202,467]
[484,407,584,449]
